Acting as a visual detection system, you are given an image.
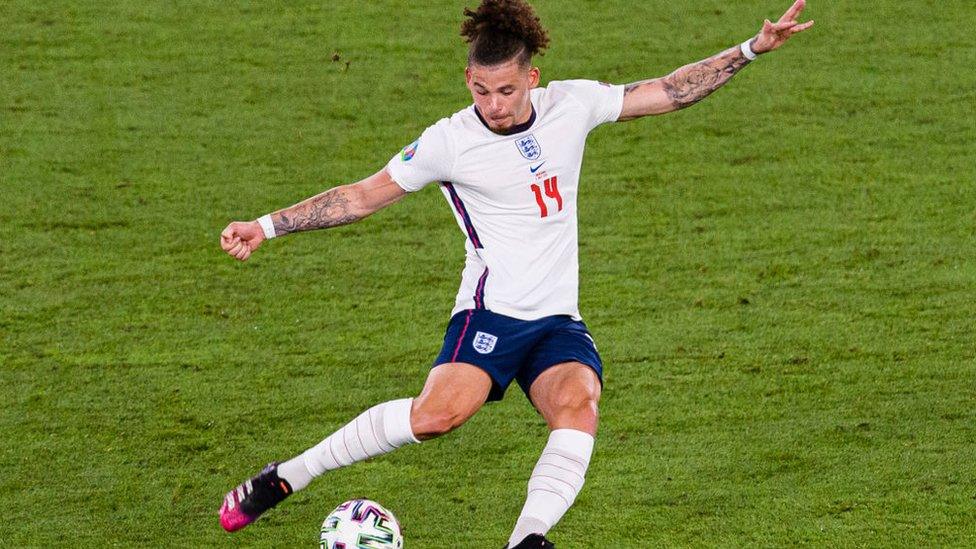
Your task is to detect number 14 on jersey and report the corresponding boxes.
[530,176,562,218]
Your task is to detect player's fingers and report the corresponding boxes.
[221,237,241,252]
[228,241,245,256]
[791,20,815,33]
[220,226,238,244]
[773,20,798,32]
[780,0,805,23]
[235,247,249,261]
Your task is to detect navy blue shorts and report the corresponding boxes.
[433,309,604,402]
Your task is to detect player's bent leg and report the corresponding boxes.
[507,362,601,547]
[411,362,492,440]
[219,363,491,532]
[220,397,419,532]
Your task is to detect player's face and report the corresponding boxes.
[466,59,540,134]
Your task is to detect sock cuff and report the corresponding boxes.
[547,429,594,461]
[383,398,420,446]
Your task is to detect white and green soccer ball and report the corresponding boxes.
[319,499,404,549]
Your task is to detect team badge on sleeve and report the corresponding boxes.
[515,134,542,160]
[401,140,419,161]
[473,331,498,354]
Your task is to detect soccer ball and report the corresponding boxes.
[319,499,404,549]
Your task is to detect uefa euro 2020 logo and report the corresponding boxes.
[401,140,419,162]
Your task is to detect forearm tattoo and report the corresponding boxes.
[272,187,361,235]
[625,46,751,110]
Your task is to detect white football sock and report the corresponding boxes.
[277,398,419,491]
[508,429,594,546]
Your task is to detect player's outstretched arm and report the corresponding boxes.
[617,0,814,121]
[219,168,407,261]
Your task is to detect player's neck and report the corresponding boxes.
[511,102,533,128]
[474,104,536,136]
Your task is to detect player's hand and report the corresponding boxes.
[751,0,814,54]
[220,220,265,261]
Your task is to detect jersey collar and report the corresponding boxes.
[473,104,537,136]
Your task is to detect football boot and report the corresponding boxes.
[219,462,293,532]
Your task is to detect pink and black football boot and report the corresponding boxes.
[219,463,293,532]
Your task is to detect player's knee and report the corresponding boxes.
[556,382,600,411]
[567,394,599,421]
[410,401,472,439]
[414,411,465,439]
[550,389,600,427]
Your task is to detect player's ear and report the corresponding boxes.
[465,66,473,87]
[528,66,540,88]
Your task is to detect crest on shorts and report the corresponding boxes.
[515,134,542,161]
[472,331,498,354]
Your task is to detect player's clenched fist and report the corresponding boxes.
[220,221,265,261]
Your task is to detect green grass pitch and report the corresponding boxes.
[2,1,974,546]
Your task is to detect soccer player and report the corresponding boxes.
[218,0,813,546]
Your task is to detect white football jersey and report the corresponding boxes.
[387,80,624,321]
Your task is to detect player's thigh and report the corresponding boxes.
[411,362,492,437]
[528,361,602,433]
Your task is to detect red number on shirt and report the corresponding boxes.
[544,176,563,211]
[530,184,548,217]
[530,176,562,218]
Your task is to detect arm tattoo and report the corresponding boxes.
[624,45,751,111]
[272,186,362,236]
[624,82,645,95]
[662,46,751,109]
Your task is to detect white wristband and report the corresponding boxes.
[257,214,276,239]
[740,39,758,61]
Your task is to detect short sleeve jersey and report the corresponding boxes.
[387,79,624,321]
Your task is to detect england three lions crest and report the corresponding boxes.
[473,331,498,354]
[515,134,542,161]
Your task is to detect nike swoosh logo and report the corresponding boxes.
[530,162,546,173]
